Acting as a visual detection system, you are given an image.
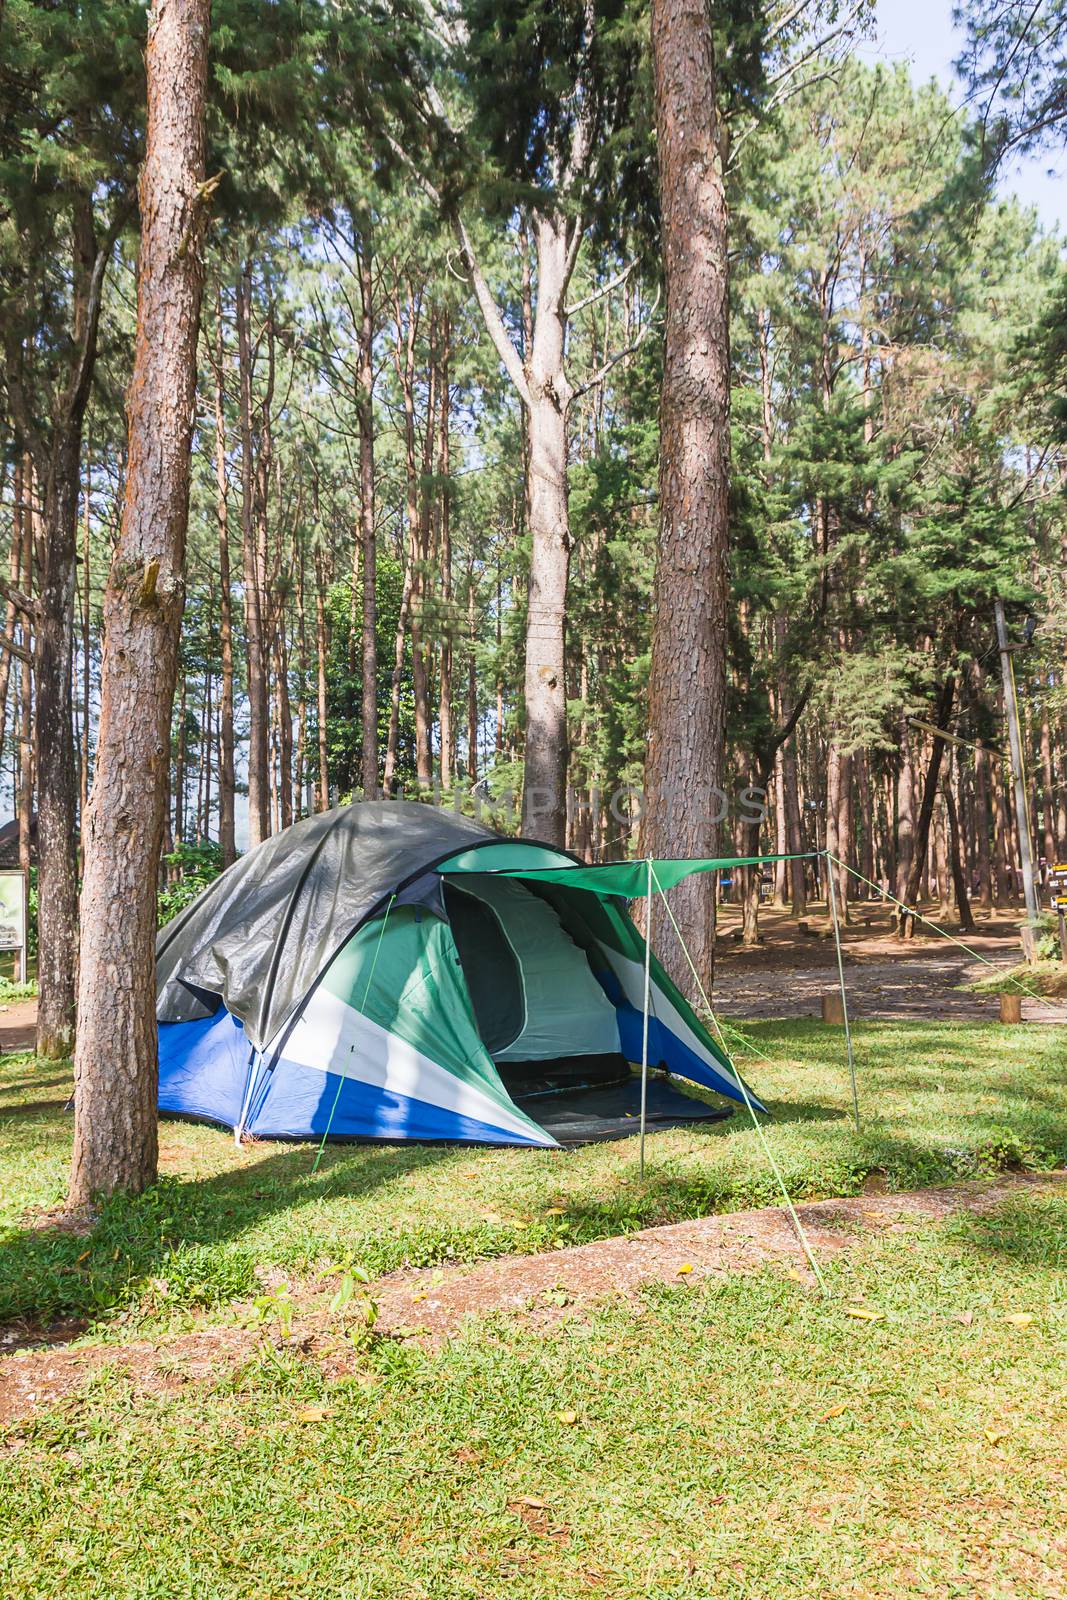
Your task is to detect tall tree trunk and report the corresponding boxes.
[1040,709,1056,868]
[933,793,951,916]
[70,0,209,1206]
[236,263,270,847]
[895,714,915,900]
[274,617,293,830]
[643,0,730,992]
[211,297,236,865]
[314,547,330,810]
[35,434,82,1057]
[174,674,186,844]
[437,314,454,790]
[383,554,413,799]
[944,766,975,932]
[897,678,954,936]
[18,487,33,883]
[520,216,574,845]
[0,461,25,775]
[294,540,307,820]
[355,215,378,798]
[467,573,479,785]
[412,310,436,789]
[971,677,993,915]
[824,743,852,921]
[78,446,92,837]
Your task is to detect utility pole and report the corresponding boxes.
[994,598,1040,924]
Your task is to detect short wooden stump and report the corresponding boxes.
[999,992,1023,1024]
[821,993,846,1025]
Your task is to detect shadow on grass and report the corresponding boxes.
[0,1072,74,1110]
[0,1140,458,1331]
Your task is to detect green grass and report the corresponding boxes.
[2,1191,1066,1599]
[966,958,1067,998]
[1,1018,1065,1336]
[0,976,38,1002]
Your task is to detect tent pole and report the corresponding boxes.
[825,848,860,1131]
[639,856,652,1180]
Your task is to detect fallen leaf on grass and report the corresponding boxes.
[819,1403,849,1421]
[411,1292,427,1302]
[677,1264,694,1276]
[956,1310,975,1326]
[556,1410,578,1426]
[844,1306,884,1323]
[294,1406,335,1423]
[545,1207,567,1216]
[984,1427,1008,1445]
[513,1496,551,1510]
[1004,1313,1035,1327]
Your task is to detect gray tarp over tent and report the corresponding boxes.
[157,802,498,1051]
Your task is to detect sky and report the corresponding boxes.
[863,0,1062,232]
[860,0,1064,231]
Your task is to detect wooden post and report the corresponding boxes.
[999,992,1023,1024]
[1058,910,1067,963]
[821,993,846,1024]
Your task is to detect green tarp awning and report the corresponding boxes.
[458,852,814,899]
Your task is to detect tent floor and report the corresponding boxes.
[513,1071,732,1145]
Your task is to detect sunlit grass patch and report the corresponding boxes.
[0,1017,1064,1335]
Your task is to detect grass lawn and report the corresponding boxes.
[1,1017,1064,1335]
[2,1190,1066,1599]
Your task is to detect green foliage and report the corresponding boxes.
[157,842,225,929]
[954,0,1067,158]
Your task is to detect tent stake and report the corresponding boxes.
[639,856,653,1180]
[825,849,860,1131]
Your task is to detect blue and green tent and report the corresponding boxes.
[156,801,762,1147]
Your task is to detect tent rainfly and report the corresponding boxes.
[156,801,764,1147]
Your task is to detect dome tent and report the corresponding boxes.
[156,800,762,1147]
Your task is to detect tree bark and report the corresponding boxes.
[236,262,270,847]
[79,447,92,844]
[35,436,82,1058]
[895,714,915,900]
[897,678,954,936]
[355,215,378,798]
[211,297,236,865]
[467,571,479,784]
[520,215,574,845]
[0,461,25,776]
[643,0,731,993]
[437,313,454,790]
[70,0,210,1206]
[314,546,330,810]
[944,765,975,932]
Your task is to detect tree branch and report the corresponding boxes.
[570,287,661,399]
[565,259,636,319]
[63,202,133,430]
[0,632,33,667]
[0,575,40,621]
[452,211,532,406]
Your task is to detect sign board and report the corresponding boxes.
[0,871,27,977]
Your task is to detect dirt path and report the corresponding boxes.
[713,903,1067,1023]
[3,1173,1063,1428]
[0,998,37,1053]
